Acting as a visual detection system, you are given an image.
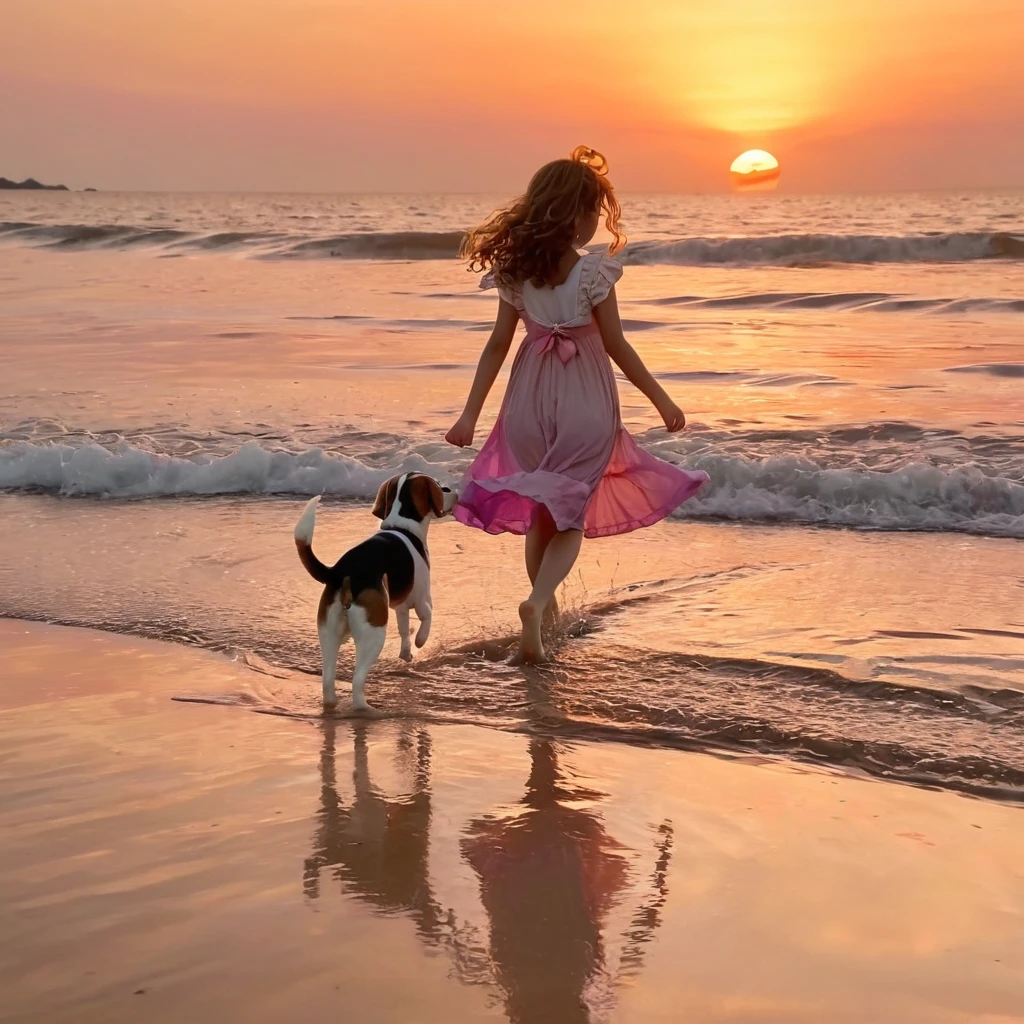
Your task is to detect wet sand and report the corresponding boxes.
[1,618,1022,1024]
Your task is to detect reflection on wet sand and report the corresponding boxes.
[463,738,671,1023]
[303,720,444,940]
[303,720,494,985]
[304,722,673,1022]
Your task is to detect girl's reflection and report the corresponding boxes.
[463,738,634,1024]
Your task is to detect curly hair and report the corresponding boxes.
[460,145,626,289]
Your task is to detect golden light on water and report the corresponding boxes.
[730,150,781,190]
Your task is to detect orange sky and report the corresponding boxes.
[2,0,1022,192]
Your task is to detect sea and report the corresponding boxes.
[1,189,1022,800]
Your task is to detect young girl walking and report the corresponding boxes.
[446,146,709,663]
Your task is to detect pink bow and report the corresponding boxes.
[535,326,577,365]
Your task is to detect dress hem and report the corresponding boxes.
[453,472,708,540]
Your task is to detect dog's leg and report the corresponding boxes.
[348,603,387,712]
[396,602,413,662]
[414,594,432,649]
[317,591,348,712]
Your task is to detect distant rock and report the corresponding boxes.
[0,177,70,191]
[83,187,98,193]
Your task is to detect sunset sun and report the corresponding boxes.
[730,150,781,191]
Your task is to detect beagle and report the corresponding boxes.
[294,472,456,712]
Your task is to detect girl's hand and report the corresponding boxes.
[445,415,476,448]
[658,401,686,433]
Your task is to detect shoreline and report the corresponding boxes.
[1,487,1022,805]
[4,600,1023,806]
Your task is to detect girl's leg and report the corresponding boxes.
[525,507,560,624]
[517,528,584,663]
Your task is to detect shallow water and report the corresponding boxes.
[2,496,1021,800]
[1,190,1022,799]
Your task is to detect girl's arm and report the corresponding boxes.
[445,298,520,447]
[593,286,686,432]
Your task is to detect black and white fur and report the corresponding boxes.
[294,472,455,712]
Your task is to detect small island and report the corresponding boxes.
[0,177,70,191]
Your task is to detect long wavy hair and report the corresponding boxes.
[461,145,626,289]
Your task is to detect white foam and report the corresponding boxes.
[2,439,1021,538]
[0,440,439,499]
[675,453,1024,537]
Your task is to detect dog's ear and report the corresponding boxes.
[372,476,399,520]
[408,475,445,519]
[426,479,446,518]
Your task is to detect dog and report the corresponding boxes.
[294,472,456,712]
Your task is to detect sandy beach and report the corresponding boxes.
[2,618,1022,1023]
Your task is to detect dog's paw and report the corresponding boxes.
[399,648,413,663]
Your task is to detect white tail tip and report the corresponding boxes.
[294,495,321,544]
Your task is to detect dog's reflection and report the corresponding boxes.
[302,719,443,940]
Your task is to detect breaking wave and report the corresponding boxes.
[2,220,1021,266]
[2,434,1021,538]
[641,291,1024,314]
[621,230,1024,266]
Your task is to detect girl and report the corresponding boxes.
[446,146,709,663]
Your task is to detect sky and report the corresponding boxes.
[1,0,1022,193]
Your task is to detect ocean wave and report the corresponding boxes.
[2,438,1021,538]
[673,451,1024,537]
[620,230,1024,267]
[945,363,1024,378]
[280,230,465,260]
[0,440,417,498]
[642,291,1024,314]
[2,219,1021,266]
[0,221,464,260]
[0,221,193,249]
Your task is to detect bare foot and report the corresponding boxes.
[347,701,384,719]
[515,600,548,664]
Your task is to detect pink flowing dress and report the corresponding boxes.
[454,253,709,538]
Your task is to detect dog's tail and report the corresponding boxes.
[294,496,334,584]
